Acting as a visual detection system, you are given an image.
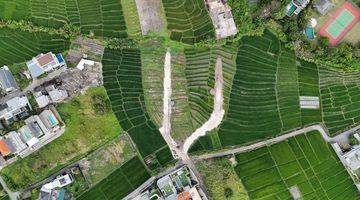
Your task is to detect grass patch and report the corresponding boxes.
[1,87,121,190]
[120,0,141,37]
[7,62,30,90]
[196,158,249,200]
[81,135,136,185]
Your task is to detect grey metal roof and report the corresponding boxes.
[0,67,17,91]
[27,60,44,78]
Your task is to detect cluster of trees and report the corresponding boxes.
[0,20,80,39]
[227,0,359,70]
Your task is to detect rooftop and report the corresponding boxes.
[0,65,17,92]
[0,139,11,156]
[37,53,55,67]
[343,146,360,171]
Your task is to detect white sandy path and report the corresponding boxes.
[183,57,225,153]
[159,49,178,158]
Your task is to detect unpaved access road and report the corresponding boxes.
[183,57,225,153]
[192,124,360,161]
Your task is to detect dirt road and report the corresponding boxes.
[192,124,360,161]
[183,57,225,153]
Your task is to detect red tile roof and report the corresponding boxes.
[0,140,11,156]
[177,192,191,200]
[37,53,55,67]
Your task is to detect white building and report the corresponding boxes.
[76,59,95,71]
[0,96,32,125]
[343,147,360,172]
[40,174,73,200]
[34,85,68,108]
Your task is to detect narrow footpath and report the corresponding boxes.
[183,57,225,153]
[159,49,178,157]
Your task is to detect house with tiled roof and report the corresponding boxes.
[26,52,66,79]
[0,139,11,157]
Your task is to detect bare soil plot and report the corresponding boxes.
[135,0,166,35]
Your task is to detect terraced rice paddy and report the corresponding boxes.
[170,49,195,141]
[184,45,236,149]
[319,67,360,136]
[78,156,150,200]
[162,0,215,44]
[0,28,70,66]
[77,0,127,38]
[0,0,127,38]
[102,48,173,166]
[184,45,238,124]
[141,41,166,127]
[184,47,215,128]
[218,31,301,146]
[234,131,359,199]
[298,60,322,125]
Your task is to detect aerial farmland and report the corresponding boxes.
[0,0,358,200]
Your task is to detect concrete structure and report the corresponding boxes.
[153,166,204,200]
[299,96,320,109]
[4,131,27,155]
[315,0,334,15]
[35,93,51,108]
[0,66,17,93]
[25,115,50,135]
[331,133,360,188]
[343,146,360,171]
[0,96,31,125]
[27,52,66,79]
[286,0,310,17]
[40,174,73,200]
[39,109,60,132]
[18,125,40,147]
[157,175,177,200]
[206,0,238,39]
[34,85,68,108]
[47,85,68,103]
[76,59,95,71]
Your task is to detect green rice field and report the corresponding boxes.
[297,60,322,125]
[319,67,360,135]
[162,0,215,44]
[0,28,70,66]
[0,0,127,38]
[102,47,173,167]
[218,30,301,146]
[234,131,359,199]
[78,156,150,200]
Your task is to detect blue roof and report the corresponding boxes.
[27,60,44,78]
[56,53,64,64]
